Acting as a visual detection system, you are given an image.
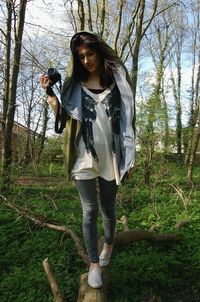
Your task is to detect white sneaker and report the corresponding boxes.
[99,249,112,267]
[88,267,102,288]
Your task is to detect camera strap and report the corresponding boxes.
[54,95,67,134]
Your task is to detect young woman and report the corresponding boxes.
[40,31,136,288]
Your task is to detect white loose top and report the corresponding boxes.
[71,83,119,182]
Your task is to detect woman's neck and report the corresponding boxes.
[88,71,100,82]
[83,72,103,89]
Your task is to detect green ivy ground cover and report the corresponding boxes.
[0,163,200,301]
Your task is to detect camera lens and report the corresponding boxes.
[47,68,61,86]
[48,68,56,78]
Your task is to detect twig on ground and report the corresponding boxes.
[175,220,189,229]
[170,184,191,210]
[117,215,130,231]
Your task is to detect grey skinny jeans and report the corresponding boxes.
[76,177,117,263]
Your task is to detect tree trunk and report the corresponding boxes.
[131,0,158,100]
[86,0,93,31]
[1,0,28,190]
[188,102,200,182]
[78,0,85,31]
[2,1,12,139]
[161,78,169,152]
[176,52,182,163]
[100,0,105,37]
[23,108,32,164]
[185,53,200,165]
[119,0,141,60]
[142,20,169,184]
[112,0,124,54]
[171,65,182,164]
[36,100,49,163]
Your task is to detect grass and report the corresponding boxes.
[0,161,200,301]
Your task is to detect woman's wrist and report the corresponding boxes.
[46,86,55,96]
[46,95,58,114]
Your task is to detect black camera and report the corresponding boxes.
[47,68,61,86]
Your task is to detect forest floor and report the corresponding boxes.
[1,161,200,302]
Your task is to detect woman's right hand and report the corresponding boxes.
[39,74,52,91]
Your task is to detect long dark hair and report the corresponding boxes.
[70,32,122,88]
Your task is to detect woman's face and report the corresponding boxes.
[77,45,101,74]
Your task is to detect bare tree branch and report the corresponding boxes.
[119,0,141,59]
[0,28,6,37]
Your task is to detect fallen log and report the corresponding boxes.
[113,229,179,248]
[77,270,108,302]
[77,220,180,301]
[77,240,110,302]
[77,215,180,302]
[43,258,65,302]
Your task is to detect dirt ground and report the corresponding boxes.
[15,176,68,186]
